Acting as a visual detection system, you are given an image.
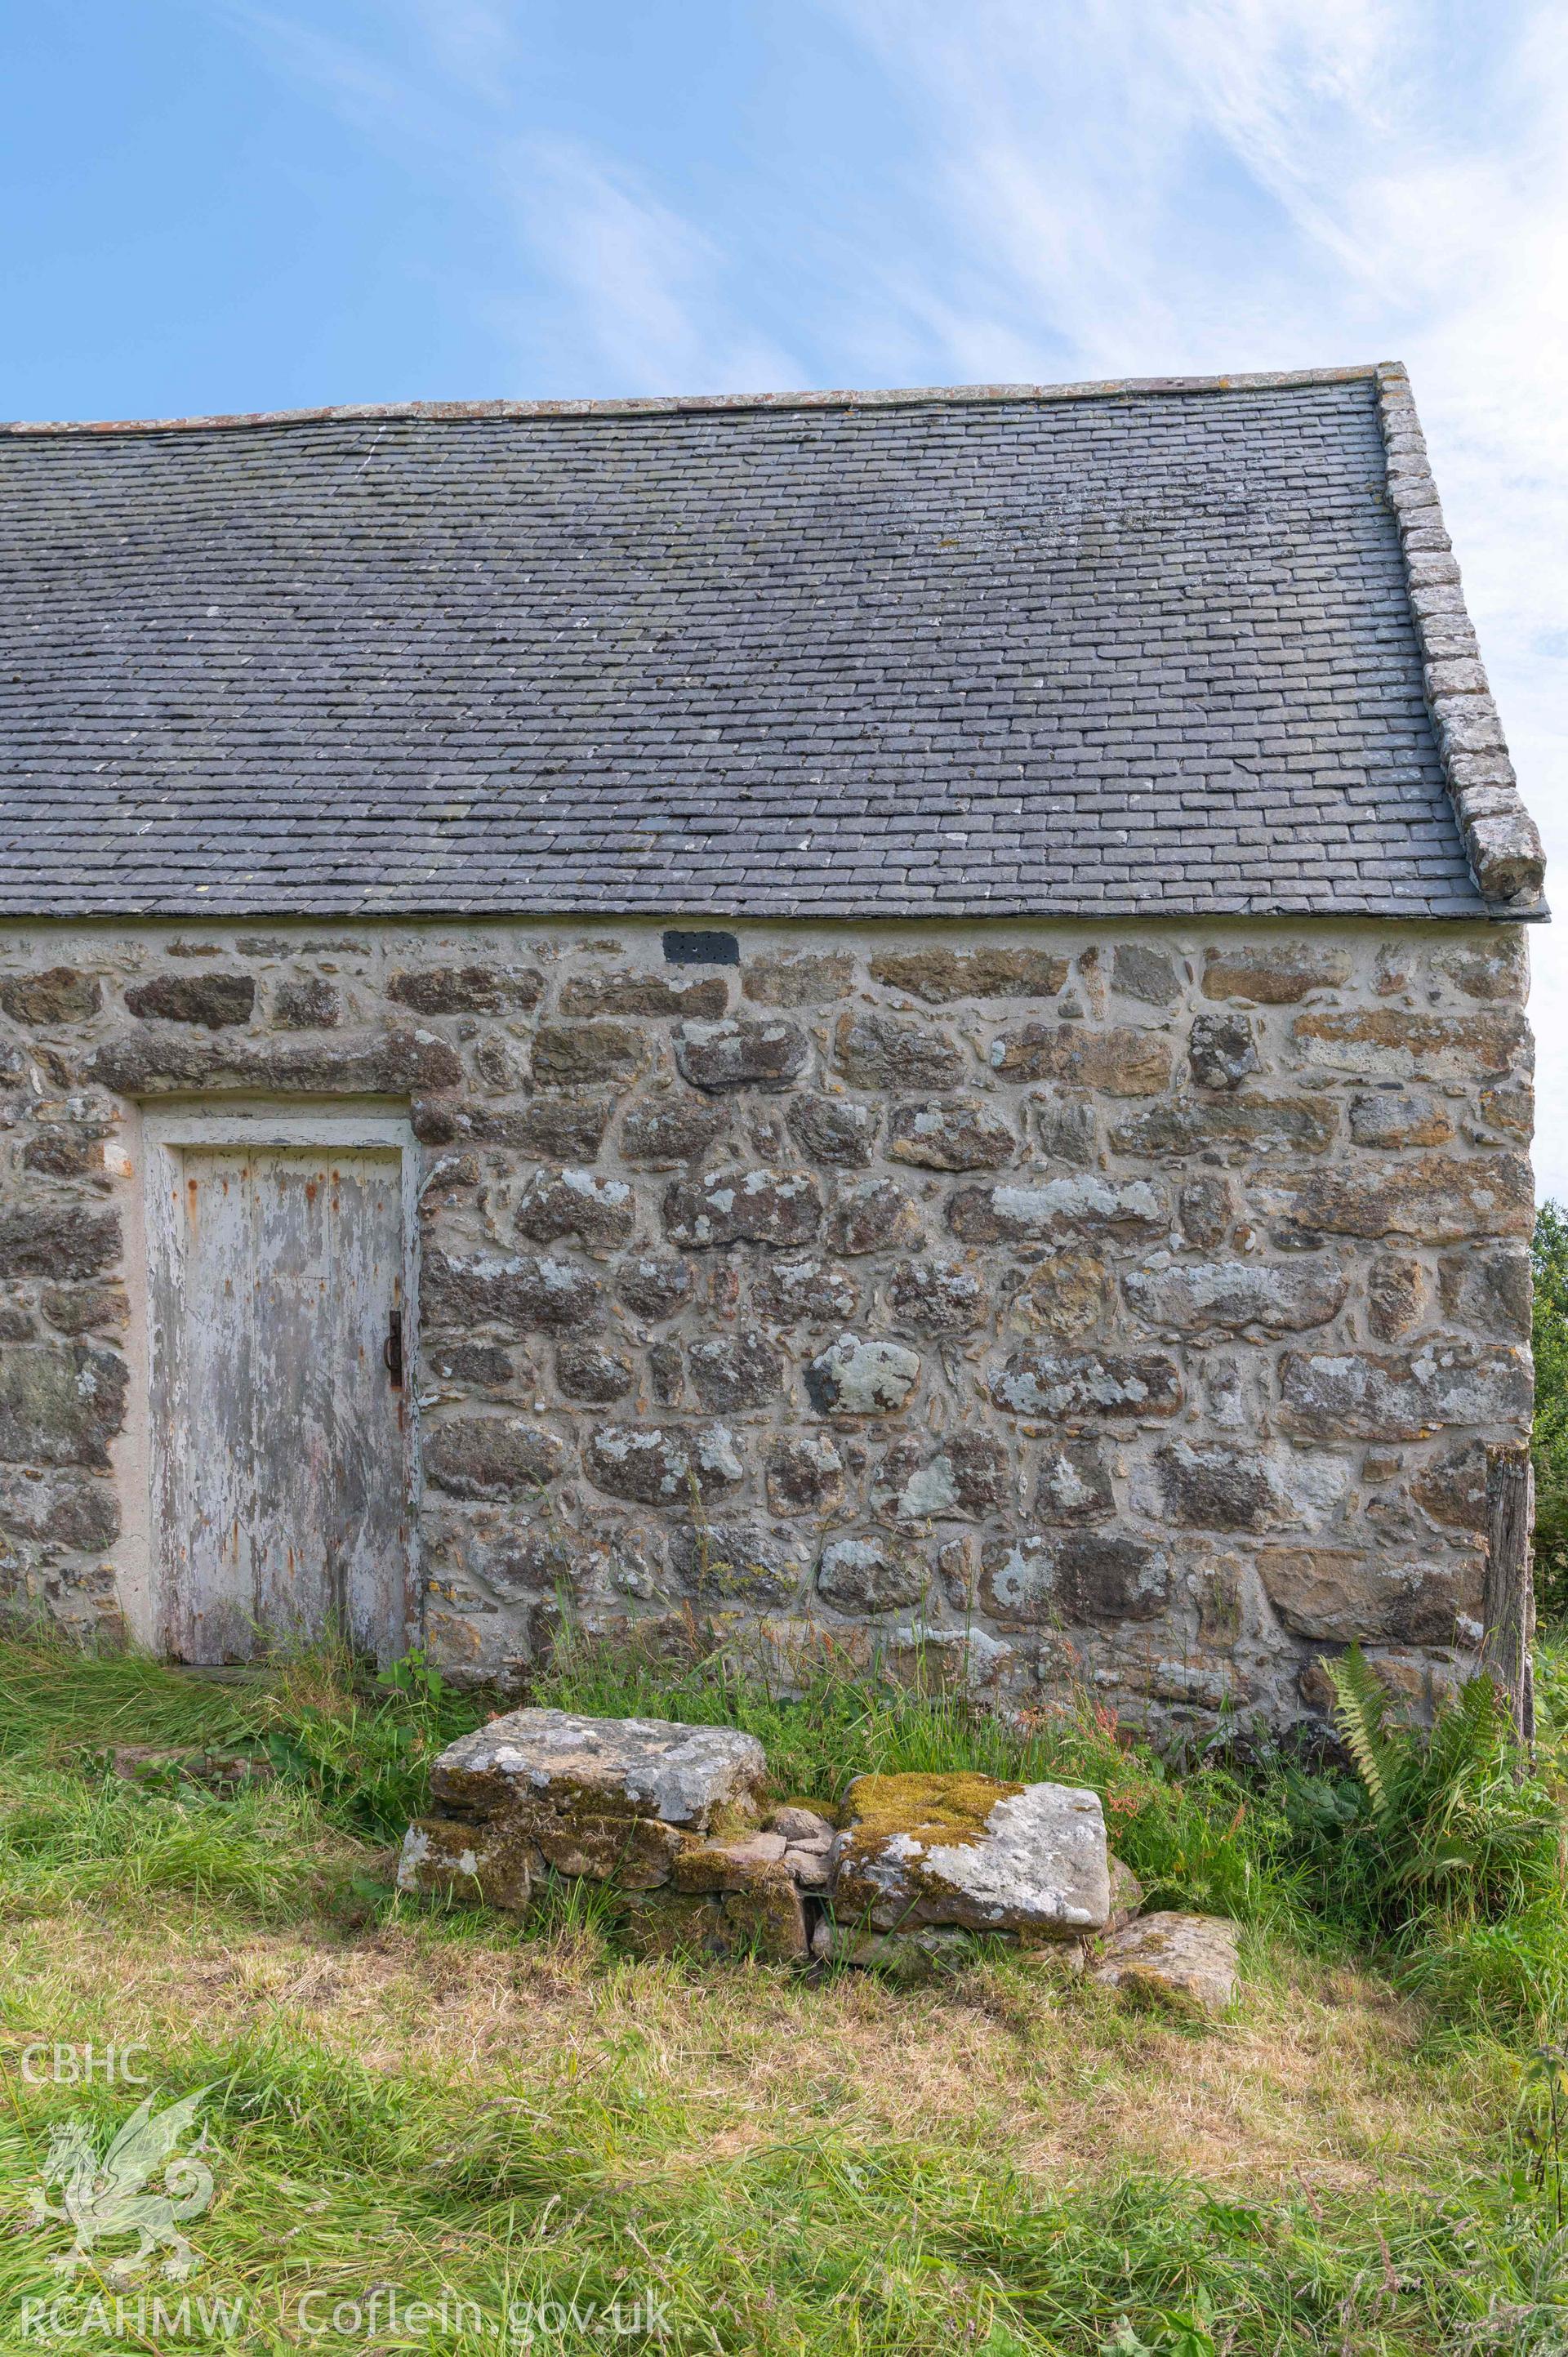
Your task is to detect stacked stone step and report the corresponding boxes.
[400,1708,1238,2008]
[399,1708,818,1960]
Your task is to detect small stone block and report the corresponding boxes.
[621,1877,808,1963]
[1092,1910,1239,2016]
[768,1804,835,1844]
[620,1890,731,1961]
[782,1839,835,1889]
[107,1744,272,1792]
[397,1816,538,1913]
[531,1810,687,1890]
[1107,1855,1145,1934]
[721,1875,810,1962]
[671,1832,789,1892]
[811,1921,985,1978]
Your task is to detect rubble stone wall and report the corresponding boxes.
[0,916,1535,1735]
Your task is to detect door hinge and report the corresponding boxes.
[384,1308,404,1388]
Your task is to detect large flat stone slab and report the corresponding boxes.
[430,1707,768,1829]
[831,1771,1110,1936]
[1092,1911,1239,2016]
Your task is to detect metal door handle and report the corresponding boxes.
[384,1308,403,1388]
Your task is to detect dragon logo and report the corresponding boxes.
[28,2087,216,2281]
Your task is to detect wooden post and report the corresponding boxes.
[1482,1444,1535,1749]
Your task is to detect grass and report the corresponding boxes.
[0,1910,1548,2355]
[2,1628,1568,2351]
[1532,1205,1568,1624]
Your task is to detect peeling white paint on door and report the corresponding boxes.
[149,1140,412,1664]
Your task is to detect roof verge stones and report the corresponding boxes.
[1373,363,1544,918]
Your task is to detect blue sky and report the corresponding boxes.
[5,0,1566,1187]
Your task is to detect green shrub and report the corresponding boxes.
[1323,1651,1561,1929]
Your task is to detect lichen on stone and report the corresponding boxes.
[839,1771,1022,1854]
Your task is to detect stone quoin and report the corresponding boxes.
[0,365,1542,1738]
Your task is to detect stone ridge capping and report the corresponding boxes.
[0,362,1382,437]
[1374,362,1548,921]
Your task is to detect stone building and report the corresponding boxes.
[0,364,1544,1735]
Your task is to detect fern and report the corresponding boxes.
[1316,1648,1561,1960]
[1424,1672,1499,1795]
[1325,1647,1396,1820]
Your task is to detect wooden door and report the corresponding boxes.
[154,1145,411,1664]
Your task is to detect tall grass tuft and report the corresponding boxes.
[0,1628,490,1918]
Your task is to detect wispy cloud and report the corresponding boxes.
[826,0,1412,372]
[223,0,800,398]
[403,0,518,97]
[821,2,1205,377]
[500,140,801,394]
[1144,2,1568,815]
[219,2,470,154]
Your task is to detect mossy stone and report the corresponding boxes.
[841,1771,1023,1848]
[835,1771,1110,1936]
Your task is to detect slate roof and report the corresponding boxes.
[0,367,1533,920]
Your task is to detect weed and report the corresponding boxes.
[1517,2045,1568,2231]
[260,1645,486,1843]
